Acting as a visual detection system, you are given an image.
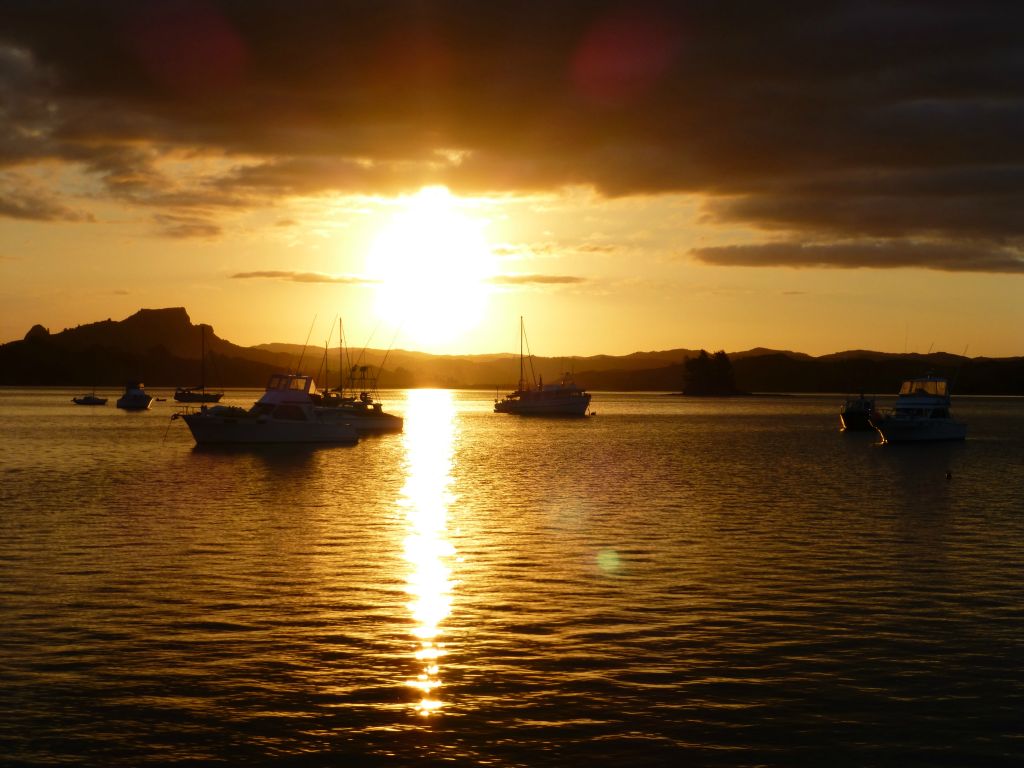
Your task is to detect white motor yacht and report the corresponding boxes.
[176,373,358,445]
[871,375,966,443]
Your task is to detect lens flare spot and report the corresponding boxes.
[597,548,621,574]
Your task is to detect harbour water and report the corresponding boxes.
[2,388,1023,766]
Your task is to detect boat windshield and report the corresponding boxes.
[898,379,948,397]
[267,374,316,393]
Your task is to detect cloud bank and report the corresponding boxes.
[1,1,1022,270]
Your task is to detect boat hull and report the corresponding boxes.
[182,412,358,445]
[346,413,404,432]
[318,397,403,431]
[839,397,876,431]
[73,396,107,406]
[116,396,153,410]
[839,411,873,431]
[494,394,591,417]
[872,418,967,444]
[174,391,224,403]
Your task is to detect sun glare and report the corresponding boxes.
[366,186,495,349]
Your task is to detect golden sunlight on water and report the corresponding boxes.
[398,390,459,715]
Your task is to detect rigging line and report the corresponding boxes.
[951,343,970,389]
[317,314,338,384]
[161,413,176,443]
[352,318,383,371]
[339,318,347,392]
[377,324,402,387]
[344,318,386,392]
[522,318,537,387]
[293,314,318,374]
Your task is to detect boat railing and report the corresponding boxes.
[173,404,249,418]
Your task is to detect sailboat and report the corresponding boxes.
[174,324,224,403]
[72,390,107,406]
[494,317,591,416]
[73,358,107,405]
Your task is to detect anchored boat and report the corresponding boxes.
[839,394,877,431]
[176,373,357,445]
[494,318,591,417]
[871,375,966,443]
[72,391,107,406]
[174,324,223,403]
[116,382,153,411]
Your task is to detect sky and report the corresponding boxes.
[1,0,1022,357]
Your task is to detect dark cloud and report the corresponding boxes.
[692,241,1024,274]
[1,1,1023,270]
[0,181,94,222]
[703,166,1024,240]
[489,274,587,285]
[231,270,377,284]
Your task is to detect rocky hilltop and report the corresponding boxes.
[1,308,287,387]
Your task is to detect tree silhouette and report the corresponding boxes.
[684,349,736,395]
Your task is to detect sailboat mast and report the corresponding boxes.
[200,324,205,397]
[519,316,524,390]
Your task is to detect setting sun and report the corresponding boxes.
[365,186,496,348]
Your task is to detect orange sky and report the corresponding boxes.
[2,2,1022,357]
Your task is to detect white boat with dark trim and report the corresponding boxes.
[116,382,153,410]
[871,375,966,444]
[175,373,358,445]
[494,318,591,417]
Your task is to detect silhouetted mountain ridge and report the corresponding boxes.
[2,308,1022,394]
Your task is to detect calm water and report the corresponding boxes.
[2,388,1023,767]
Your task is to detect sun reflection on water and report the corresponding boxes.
[399,389,458,716]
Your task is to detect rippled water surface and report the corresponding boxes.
[2,388,1023,766]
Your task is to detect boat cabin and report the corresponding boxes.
[266,373,317,394]
[898,378,948,397]
[252,374,319,412]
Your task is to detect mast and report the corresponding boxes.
[200,324,206,397]
[519,316,524,391]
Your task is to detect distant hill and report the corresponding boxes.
[2,307,1023,394]
[0,308,290,387]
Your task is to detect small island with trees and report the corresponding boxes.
[679,349,746,396]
